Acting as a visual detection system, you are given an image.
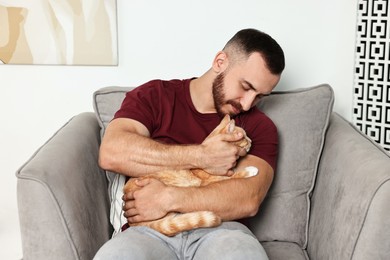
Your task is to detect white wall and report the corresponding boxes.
[1,0,357,258]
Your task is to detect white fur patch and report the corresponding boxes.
[245,166,258,177]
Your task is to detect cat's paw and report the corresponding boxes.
[244,166,258,177]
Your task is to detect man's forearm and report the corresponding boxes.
[100,131,201,177]
[170,180,257,220]
[168,157,274,221]
[99,118,245,177]
[169,176,265,221]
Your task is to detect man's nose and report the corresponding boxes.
[241,93,256,111]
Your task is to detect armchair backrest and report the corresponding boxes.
[93,84,334,248]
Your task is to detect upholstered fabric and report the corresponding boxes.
[17,85,390,259]
[93,87,133,180]
[251,84,334,248]
[263,242,308,260]
[93,84,334,248]
[93,87,134,234]
[93,87,133,137]
[16,113,111,260]
[307,114,390,259]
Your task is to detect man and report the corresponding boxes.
[95,28,285,259]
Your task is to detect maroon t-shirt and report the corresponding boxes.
[114,78,278,170]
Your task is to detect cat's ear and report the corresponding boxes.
[221,115,234,133]
[227,119,236,133]
[209,115,232,136]
[208,115,231,136]
[221,114,230,124]
[221,115,235,134]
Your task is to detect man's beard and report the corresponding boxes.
[212,72,243,118]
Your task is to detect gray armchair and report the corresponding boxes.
[17,85,390,259]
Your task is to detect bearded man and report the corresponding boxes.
[95,28,285,260]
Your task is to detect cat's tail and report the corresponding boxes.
[150,211,222,237]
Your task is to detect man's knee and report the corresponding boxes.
[94,228,177,260]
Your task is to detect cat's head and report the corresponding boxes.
[210,115,252,152]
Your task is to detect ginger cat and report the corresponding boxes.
[123,114,258,236]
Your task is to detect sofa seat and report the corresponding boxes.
[263,242,308,260]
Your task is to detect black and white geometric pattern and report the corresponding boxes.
[353,0,390,151]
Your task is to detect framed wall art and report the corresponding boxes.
[0,0,118,65]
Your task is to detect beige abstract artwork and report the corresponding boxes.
[0,0,117,65]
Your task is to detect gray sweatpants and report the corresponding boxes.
[94,221,268,260]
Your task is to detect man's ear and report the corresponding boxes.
[212,51,229,73]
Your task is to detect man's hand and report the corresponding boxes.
[199,131,247,176]
[122,178,171,223]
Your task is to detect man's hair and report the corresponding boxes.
[223,28,285,75]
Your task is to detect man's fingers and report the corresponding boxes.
[127,215,143,224]
[122,199,135,210]
[226,169,235,176]
[123,200,142,223]
[135,177,151,187]
[221,132,243,142]
[122,190,135,201]
[123,207,138,218]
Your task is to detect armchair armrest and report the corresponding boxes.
[308,113,390,259]
[16,112,112,260]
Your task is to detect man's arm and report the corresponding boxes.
[173,155,274,221]
[99,117,246,177]
[123,154,274,223]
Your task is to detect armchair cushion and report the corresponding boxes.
[93,87,134,234]
[253,84,334,248]
[93,84,334,248]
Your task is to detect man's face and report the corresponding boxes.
[212,52,281,117]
